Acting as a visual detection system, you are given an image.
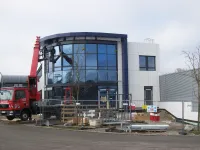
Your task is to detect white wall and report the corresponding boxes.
[37,61,45,99]
[159,102,198,121]
[128,42,160,101]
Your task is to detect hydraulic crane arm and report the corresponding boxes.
[30,36,40,77]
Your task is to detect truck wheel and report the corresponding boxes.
[6,116,15,120]
[20,110,29,121]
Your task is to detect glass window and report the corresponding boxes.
[98,70,107,81]
[139,56,156,71]
[107,45,116,54]
[139,56,146,68]
[49,61,53,72]
[148,57,155,68]
[98,66,107,69]
[86,70,97,82]
[108,67,116,70]
[74,53,85,68]
[54,67,61,71]
[74,44,85,53]
[107,55,116,66]
[98,54,107,66]
[54,46,60,55]
[63,44,72,54]
[108,70,117,81]
[62,68,73,83]
[86,44,97,53]
[48,73,53,84]
[98,44,106,53]
[86,54,97,67]
[54,56,61,67]
[63,55,73,67]
[53,71,62,84]
[74,69,85,82]
[15,90,26,100]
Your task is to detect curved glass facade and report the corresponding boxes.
[47,43,117,85]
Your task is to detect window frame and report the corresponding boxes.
[139,55,156,71]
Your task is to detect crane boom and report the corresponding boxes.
[30,36,40,77]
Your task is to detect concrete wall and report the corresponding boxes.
[159,101,198,121]
[128,42,160,102]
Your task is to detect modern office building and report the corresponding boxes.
[37,32,160,103]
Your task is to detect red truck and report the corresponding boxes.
[0,37,73,121]
[0,37,42,121]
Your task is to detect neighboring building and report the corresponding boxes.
[159,71,198,121]
[37,32,160,104]
[0,75,28,88]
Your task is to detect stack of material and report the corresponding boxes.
[89,119,102,127]
[61,104,76,123]
[133,113,149,121]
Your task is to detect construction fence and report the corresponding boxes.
[35,99,199,131]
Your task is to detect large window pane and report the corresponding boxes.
[86,70,97,82]
[63,44,72,54]
[74,44,85,53]
[107,45,116,54]
[62,68,73,83]
[74,53,85,68]
[107,55,116,66]
[49,61,53,72]
[74,70,85,82]
[98,70,107,81]
[86,44,97,53]
[53,71,62,84]
[48,73,53,84]
[98,44,106,53]
[54,46,60,55]
[54,56,61,67]
[148,57,155,68]
[108,67,116,70]
[98,54,107,66]
[86,54,97,67]
[139,56,146,68]
[63,55,73,67]
[108,70,117,81]
[54,67,61,71]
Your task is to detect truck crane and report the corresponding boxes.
[0,37,72,121]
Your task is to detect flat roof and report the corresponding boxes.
[40,32,127,42]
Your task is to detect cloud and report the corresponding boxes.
[154,21,200,73]
[0,0,200,75]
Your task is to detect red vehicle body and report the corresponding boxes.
[0,37,41,121]
[0,37,73,121]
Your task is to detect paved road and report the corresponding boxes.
[0,122,199,150]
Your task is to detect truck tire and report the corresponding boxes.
[6,116,15,120]
[20,110,29,121]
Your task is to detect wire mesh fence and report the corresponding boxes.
[35,99,199,132]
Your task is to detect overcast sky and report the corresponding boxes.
[0,0,200,75]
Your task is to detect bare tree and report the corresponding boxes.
[183,46,200,131]
[73,44,85,101]
[175,68,187,73]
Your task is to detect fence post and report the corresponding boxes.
[179,100,186,135]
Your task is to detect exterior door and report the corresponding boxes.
[98,88,116,108]
[14,90,29,111]
[144,86,153,105]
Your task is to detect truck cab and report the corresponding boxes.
[0,87,32,121]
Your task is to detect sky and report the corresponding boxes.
[0,0,200,75]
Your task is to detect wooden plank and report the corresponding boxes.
[61,112,76,115]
